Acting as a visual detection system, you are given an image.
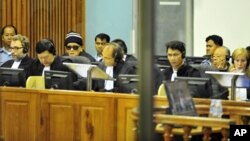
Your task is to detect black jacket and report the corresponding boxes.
[1,55,34,79]
[93,61,137,92]
[125,54,137,62]
[29,56,77,82]
[162,64,201,81]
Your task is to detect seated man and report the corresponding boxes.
[201,35,223,66]
[1,34,33,82]
[211,46,231,71]
[162,40,200,81]
[29,39,76,82]
[93,42,137,92]
[0,25,17,65]
[94,33,110,62]
[198,46,231,99]
[63,31,95,62]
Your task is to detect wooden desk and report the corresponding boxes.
[0,87,167,141]
[1,87,250,141]
[0,88,117,141]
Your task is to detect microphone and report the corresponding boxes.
[51,84,59,89]
[131,88,138,94]
[3,81,10,86]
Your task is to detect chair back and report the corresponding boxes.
[26,76,45,89]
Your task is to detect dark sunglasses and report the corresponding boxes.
[66,45,80,50]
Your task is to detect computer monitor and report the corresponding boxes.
[185,56,209,65]
[175,77,213,98]
[117,74,139,93]
[154,56,170,72]
[0,67,26,87]
[44,70,73,90]
[163,80,197,116]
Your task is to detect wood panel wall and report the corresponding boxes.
[0,0,85,57]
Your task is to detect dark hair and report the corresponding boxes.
[95,33,110,42]
[224,46,231,61]
[1,25,17,35]
[246,46,250,53]
[36,39,56,55]
[112,39,127,54]
[165,40,186,58]
[205,35,223,46]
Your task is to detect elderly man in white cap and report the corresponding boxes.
[64,31,95,62]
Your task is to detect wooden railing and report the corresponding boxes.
[154,114,235,141]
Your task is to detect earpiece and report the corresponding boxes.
[182,51,185,58]
[46,39,56,55]
[23,46,28,53]
[226,55,230,61]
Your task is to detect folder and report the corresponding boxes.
[63,62,114,80]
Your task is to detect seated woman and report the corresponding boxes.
[229,48,250,100]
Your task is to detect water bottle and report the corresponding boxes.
[209,99,223,118]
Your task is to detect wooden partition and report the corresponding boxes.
[1,87,250,141]
[0,88,40,141]
[40,91,116,141]
[0,88,118,141]
[0,0,85,57]
[0,87,168,141]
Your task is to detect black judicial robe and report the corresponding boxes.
[1,55,34,79]
[29,56,77,81]
[162,64,201,81]
[93,60,137,92]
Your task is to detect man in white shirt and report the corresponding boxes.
[200,35,223,66]
[94,33,110,62]
[94,42,137,92]
[0,25,17,65]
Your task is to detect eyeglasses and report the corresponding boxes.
[10,46,23,51]
[66,45,80,50]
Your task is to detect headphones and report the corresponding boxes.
[181,51,185,58]
[45,39,56,55]
[225,47,231,62]
[22,40,30,53]
[225,55,230,61]
[23,46,28,53]
[166,41,186,59]
[36,39,56,55]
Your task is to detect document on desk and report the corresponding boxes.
[63,62,114,80]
